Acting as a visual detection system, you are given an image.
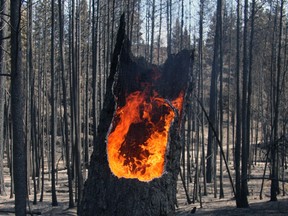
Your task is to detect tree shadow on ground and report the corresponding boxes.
[0,200,77,216]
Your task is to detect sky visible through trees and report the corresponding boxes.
[140,0,199,45]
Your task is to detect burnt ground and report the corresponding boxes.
[175,160,288,215]
[0,153,288,215]
[176,198,288,216]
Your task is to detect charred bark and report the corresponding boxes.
[10,0,27,214]
[79,15,192,216]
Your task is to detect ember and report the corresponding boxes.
[107,77,184,181]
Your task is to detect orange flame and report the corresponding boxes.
[107,89,184,181]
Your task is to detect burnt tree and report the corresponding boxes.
[79,16,193,216]
[11,0,27,214]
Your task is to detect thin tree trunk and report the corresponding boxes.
[187,102,192,199]
[68,0,75,193]
[235,0,242,207]
[180,0,184,49]
[50,0,58,206]
[31,105,37,205]
[218,0,224,198]
[39,2,48,201]
[199,0,207,196]
[71,0,77,202]
[181,117,186,198]
[271,0,284,201]
[247,0,256,185]
[260,146,270,200]
[27,0,37,205]
[157,0,163,65]
[10,122,14,199]
[0,0,6,196]
[84,0,92,172]
[74,0,83,207]
[92,0,100,148]
[268,0,278,200]
[58,0,74,208]
[166,0,172,56]
[226,8,233,163]
[150,0,155,64]
[206,0,221,185]
[25,1,32,196]
[240,0,250,207]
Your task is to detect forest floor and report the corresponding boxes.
[0,153,288,215]
[175,159,288,215]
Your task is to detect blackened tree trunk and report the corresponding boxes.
[240,0,250,207]
[199,0,207,196]
[79,16,192,216]
[39,2,48,201]
[0,0,6,196]
[73,0,83,206]
[235,0,242,208]
[10,0,27,214]
[206,0,221,184]
[27,0,37,204]
[180,0,184,50]
[218,0,224,198]
[84,0,92,172]
[50,0,58,206]
[247,0,256,193]
[271,0,284,201]
[166,0,172,56]
[58,0,74,207]
[0,64,5,197]
[92,0,100,149]
[157,0,163,65]
[149,0,155,64]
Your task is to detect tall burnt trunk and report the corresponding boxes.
[79,15,192,216]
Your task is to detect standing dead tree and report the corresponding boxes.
[10,0,27,214]
[79,15,193,216]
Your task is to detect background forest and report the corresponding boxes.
[0,0,288,215]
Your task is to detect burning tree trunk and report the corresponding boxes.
[79,15,193,216]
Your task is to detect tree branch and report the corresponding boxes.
[196,95,236,197]
[0,73,11,77]
[1,34,11,40]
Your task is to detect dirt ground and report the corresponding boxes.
[176,197,288,216]
[0,158,288,215]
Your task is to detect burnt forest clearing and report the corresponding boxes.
[1,131,288,215]
[0,0,288,215]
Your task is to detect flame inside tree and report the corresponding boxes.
[107,84,184,181]
[79,15,193,216]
